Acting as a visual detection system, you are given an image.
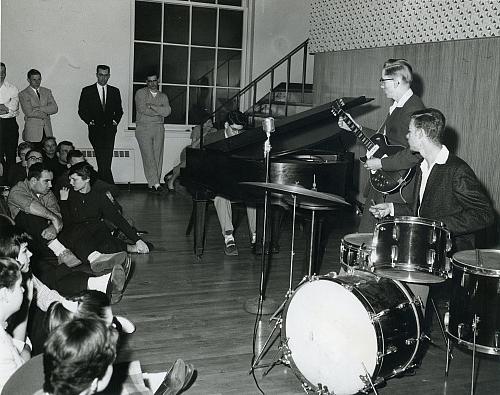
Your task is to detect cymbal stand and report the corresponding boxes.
[252,194,299,371]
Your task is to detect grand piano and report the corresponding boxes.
[181,97,370,258]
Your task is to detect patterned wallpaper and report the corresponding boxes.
[309,0,500,53]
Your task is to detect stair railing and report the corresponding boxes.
[199,39,310,148]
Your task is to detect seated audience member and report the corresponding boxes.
[0,215,129,352]
[7,162,126,271]
[41,136,59,175]
[52,140,75,180]
[0,257,32,392]
[59,162,149,256]
[203,111,256,256]
[6,141,34,187]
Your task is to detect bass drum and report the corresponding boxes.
[447,249,500,354]
[283,272,422,395]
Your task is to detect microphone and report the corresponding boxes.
[262,117,275,137]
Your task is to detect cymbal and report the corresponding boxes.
[240,182,350,206]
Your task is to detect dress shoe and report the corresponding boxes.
[112,315,136,334]
[154,359,195,395]
[106,264,126,305]
[57,249,82,268]
[90,251,127,273]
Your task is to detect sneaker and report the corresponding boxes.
[57,249,82,268]
[90,251,127,273]
[224,239,239,256]
[107,264,126,305]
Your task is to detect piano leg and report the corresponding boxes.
[192,197,208,259]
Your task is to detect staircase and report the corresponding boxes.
[199,39,312,147]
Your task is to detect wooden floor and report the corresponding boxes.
[113,188,500,395]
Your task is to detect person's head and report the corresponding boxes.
[68,162,93,193]
[42,136,57,158]
[407,108,446,151]
[0,215,32,273]
[43,317,118,395]
[96,65,110,86]
[17,141,35,165]
[25,148,44,169]
[27,162,53,195]
[224,110,246,135]
[145,72,159,92]
[47,290,112,334]
[380,59,413,100]
[67,150,86,166]
[27,68,42,90]
[0,62,6,83]
[56,141,75,165]
[0,257,23,320]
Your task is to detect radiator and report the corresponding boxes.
[80,148,135,183]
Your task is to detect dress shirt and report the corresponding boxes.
[388,88,413,115]
[98,84,107,106]
[418,145,449,215]
[0,80,20,118]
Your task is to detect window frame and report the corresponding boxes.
[129,0,251,129]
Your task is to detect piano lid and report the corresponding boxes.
[203,96,373,159]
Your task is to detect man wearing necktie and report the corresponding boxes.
[78,65,123,184]
[18,69,59,145]
[339,59,425,232]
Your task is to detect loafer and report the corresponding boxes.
[90,251,127,273]
[224,240,238,256]
[154,359,186,395]
[58,249,82,268]
[106,264,126,305]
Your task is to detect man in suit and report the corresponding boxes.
[339,59,425,232]
[78,65,123,184]
[370,108,494,253]
[18,69,58,144]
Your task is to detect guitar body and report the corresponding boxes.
[360,133,414,194]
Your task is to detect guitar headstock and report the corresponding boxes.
[331,98,346,117]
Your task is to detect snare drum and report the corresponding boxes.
[340,233,373,271]
[371,216,451,283]
[283,271,422,395]
[446,250,500,354]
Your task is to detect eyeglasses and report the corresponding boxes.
[27,156,43,161]
[379,78,394,83]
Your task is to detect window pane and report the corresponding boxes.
[163,45,188,84]
[218,0,242,5]
[133,43,161,82]
[218,10,243,48]
[216,49,241,87]
[192,7,216,46]
[190,47,215,85]
[189,87,213,124]
[164,4,189,44]
[135,1,162,42]
[197,0,216,3]
[164,85,187,124]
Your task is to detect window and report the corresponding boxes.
[132,0,247,126]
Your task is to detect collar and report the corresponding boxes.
[31,86,39,93]
[420,144,449,172]
[389,88,413,113]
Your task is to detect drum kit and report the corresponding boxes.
[242,182,499,395]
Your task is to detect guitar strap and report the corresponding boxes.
[376,115,389,135]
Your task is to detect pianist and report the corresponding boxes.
[204,111,257,256]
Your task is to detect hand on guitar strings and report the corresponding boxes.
[364,158,382,171]
[369,203,392,219]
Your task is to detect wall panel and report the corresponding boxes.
[313,37,500,235]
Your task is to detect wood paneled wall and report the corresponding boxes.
[313,36,500,240]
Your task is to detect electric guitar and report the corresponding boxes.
[331,98,415,194]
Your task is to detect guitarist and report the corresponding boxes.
[339,59,425,232]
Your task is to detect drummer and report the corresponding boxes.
[370,108,494,316]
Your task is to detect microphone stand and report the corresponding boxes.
[245,118,278,315]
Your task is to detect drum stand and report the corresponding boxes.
[444,314,480,395]
[251,195,300,374]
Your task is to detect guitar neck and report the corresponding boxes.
[342,111,375,150]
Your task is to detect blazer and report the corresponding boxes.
[78,83,123,131]
[394,154,494,252]
[18,86,58,142]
